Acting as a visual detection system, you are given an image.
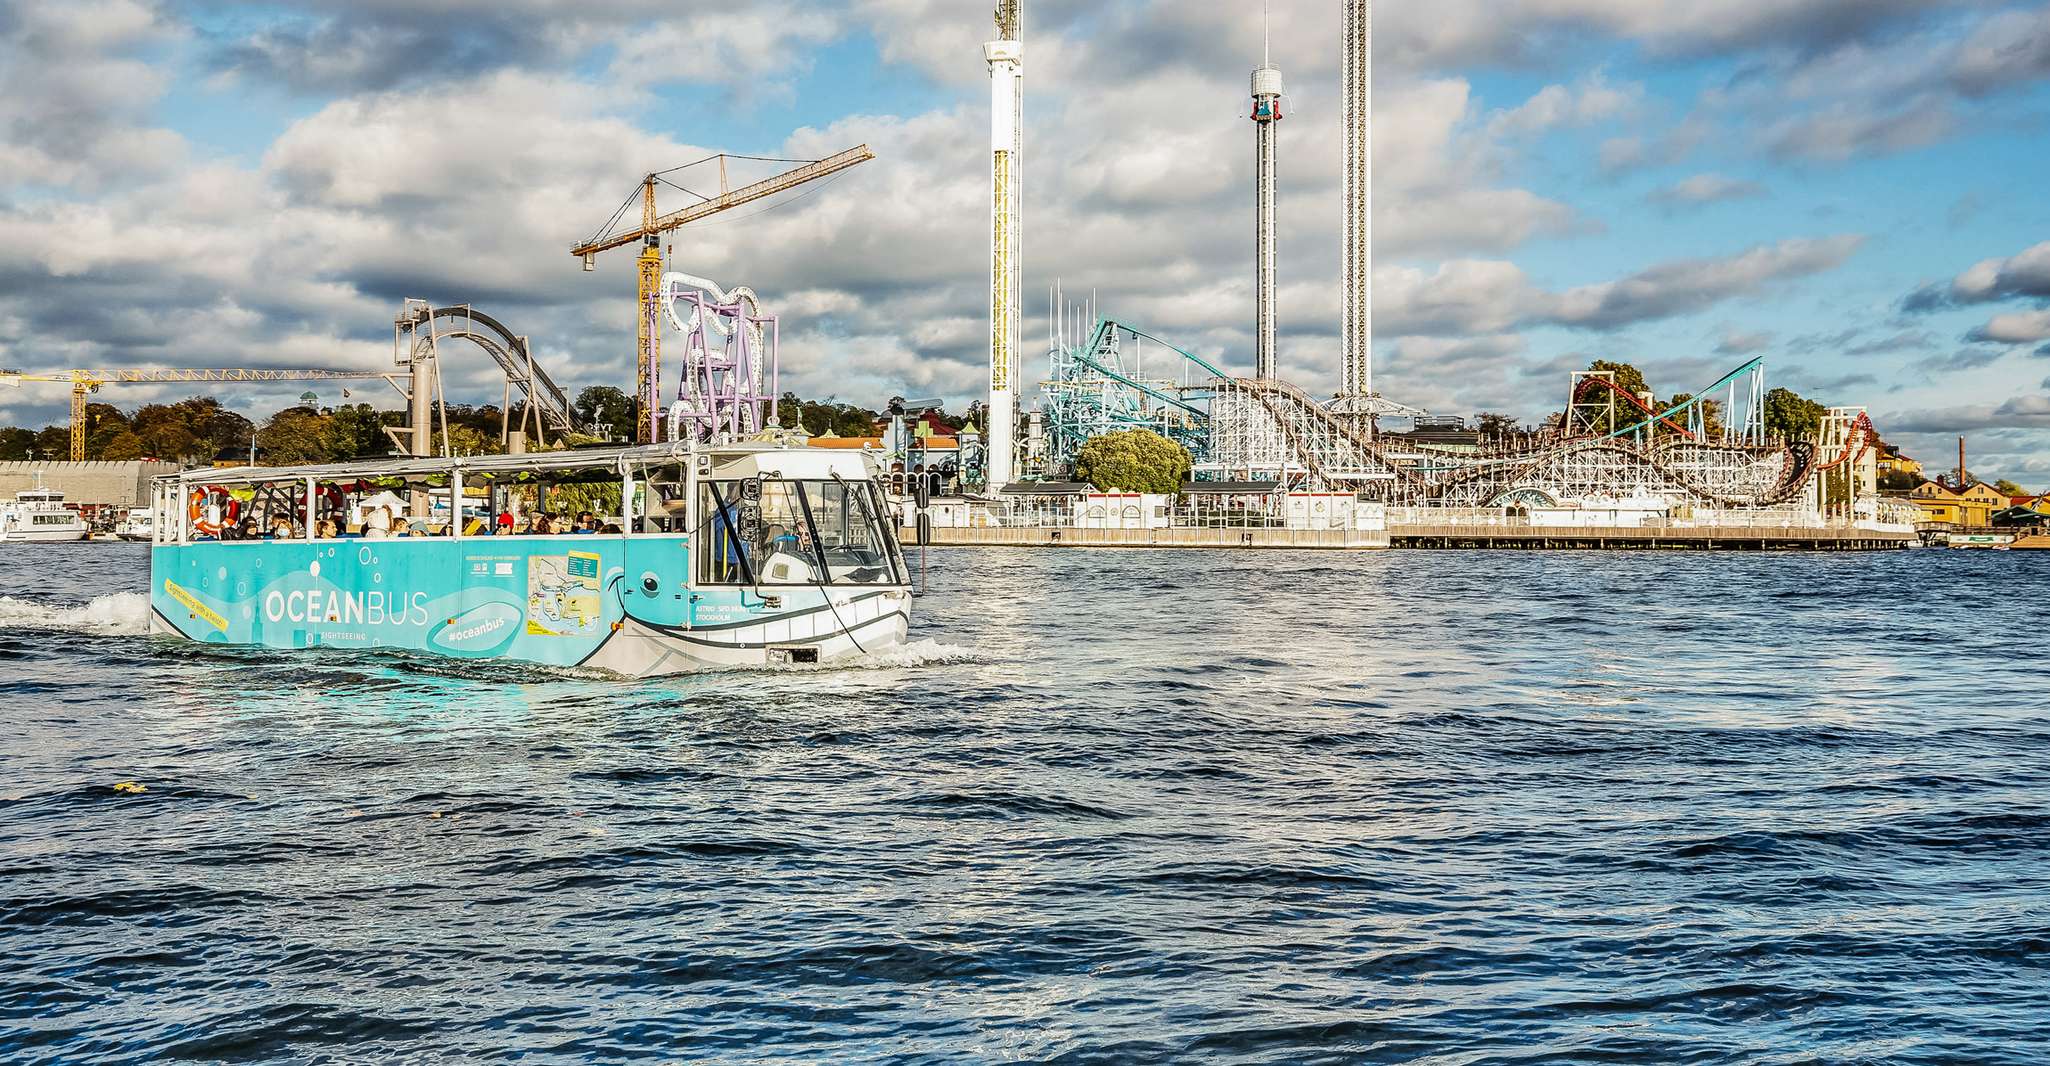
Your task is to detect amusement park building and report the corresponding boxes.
[1904,480,2006,527]
[1876,444,1922,481]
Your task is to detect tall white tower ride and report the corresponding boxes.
[984,2,1022,489]
[1340,0,1372,411]
[1252,34,1284,380]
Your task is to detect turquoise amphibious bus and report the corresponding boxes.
[147,441,912,674]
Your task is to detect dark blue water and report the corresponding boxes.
[2,543,2046,1064]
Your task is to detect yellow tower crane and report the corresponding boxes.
[0,368,395,461]
[570,145,876,443]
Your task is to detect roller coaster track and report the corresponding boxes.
[1812,410,1875,472]
[1414,434,1805,507]
[1215,377,1418,486]
[1572,375,1697,440]
[399,304,578,433]
[1213,376,1853,508]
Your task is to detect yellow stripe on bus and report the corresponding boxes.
[163,579,227,632]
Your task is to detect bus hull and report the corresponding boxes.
[148,535,910,676]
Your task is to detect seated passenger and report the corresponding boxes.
[268,516,296,539]
[363,506,391,539]
[315,519,338,539]
[240,519,262,540]
[599,522,622,534]
[391,517,412,538]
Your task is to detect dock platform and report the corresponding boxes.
[903,524,1916,551]
[1387,523,1914,550]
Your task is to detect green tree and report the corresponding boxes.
[33,425,68,459]
[82,402,131,458]
[1073,429,1191,494]
[130,403,202,462]
[1474,412,1521,438]
[1994,478,2028,496]
[100,429,147,460]
[328,403,399,459]
[1878,469,1922,493]
[1660,393,1724,438]
[1568,360,1653,435]
[432,424,499,457]
[547,481,623,517]
[574,386,636,440]
[0,427,34,460]
[189,399,255,462]
[1763,387,1826,442]
[776,392,881,437]
[1589,359,1650,398]
[255,408,343,465]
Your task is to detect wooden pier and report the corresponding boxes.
[902,524,1914,551]
[1386,523,1914,551]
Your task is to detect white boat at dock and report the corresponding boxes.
[114,509,155,541]
[0,477,90,543]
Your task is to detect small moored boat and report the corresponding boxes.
[114,508,155,541]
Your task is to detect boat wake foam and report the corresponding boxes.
[800,638,978,671]
[0,592,152,636]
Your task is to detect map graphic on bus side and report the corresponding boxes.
[526,551,602,636]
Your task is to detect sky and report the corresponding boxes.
[2,0,2050,482]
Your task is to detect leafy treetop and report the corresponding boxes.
[1073,429,1191,494]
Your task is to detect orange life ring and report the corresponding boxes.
[188,488,218,537]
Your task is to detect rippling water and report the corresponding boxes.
[2,542,2046,1063]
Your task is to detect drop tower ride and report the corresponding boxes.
[984,2,1023,489]
[1251,23,1284,380]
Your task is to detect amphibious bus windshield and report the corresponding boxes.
[697,477,906,587]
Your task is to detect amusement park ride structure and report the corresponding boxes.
[1035,316,1879,514]
[1015,0,1880,518]
[571,146,874,443]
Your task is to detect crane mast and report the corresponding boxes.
[571,146,876,443]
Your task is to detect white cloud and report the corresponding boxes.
[1376,236,1865,337]
[0,0,186,189]
[1485,72,1641,138]
[1967,310,2050,345]
[1906,239,2050,310]
[1374,78,1578,258]
[1715,328,1774,355]
[1648,173,1767,209]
